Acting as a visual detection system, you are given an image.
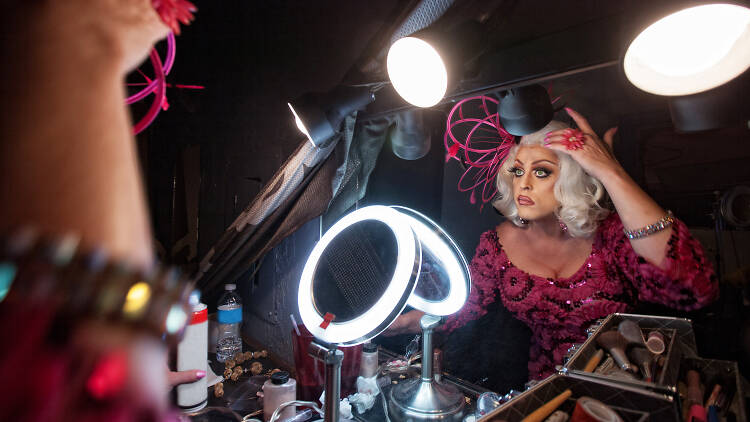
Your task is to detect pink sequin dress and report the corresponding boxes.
[444,213,718,380]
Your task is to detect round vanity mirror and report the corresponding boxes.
[394,206,470,316]
[298,205,472,422]
[298,205,421,346]
[298,205,471,345]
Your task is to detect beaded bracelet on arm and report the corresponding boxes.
[623,210,675,240]
[0,227,194,345]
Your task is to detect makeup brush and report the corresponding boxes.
[628,346,654,382]
[583,349,604,373]
[521,389,572,422]
[618,320,646,346]
[686,369,707,422]
[596,331,637,373]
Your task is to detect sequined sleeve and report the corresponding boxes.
[598,213,718,310]
[444,230,503,332]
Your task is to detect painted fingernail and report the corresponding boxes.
[564,107,572,112]
[196,370,206,379]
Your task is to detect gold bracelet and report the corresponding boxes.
[623,211,675,240]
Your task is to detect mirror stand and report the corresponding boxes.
[388,314,465,421]
[309,341,344,422]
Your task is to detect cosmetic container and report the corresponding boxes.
[360,342,379,378]
[263,371,296,422]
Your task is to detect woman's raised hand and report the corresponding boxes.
[543,108,622,182]
[381,310,425,336]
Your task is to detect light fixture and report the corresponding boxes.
[288,85,375,148]
[498,84,554,136]
[623,3,750,96]
[387,36,449,108]
[389,109,432,160]
[387,22,483,108]
[721,186,750,228]
[297,205,471,422]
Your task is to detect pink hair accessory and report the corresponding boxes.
[444,96,516,209]
[152,0,197,35]
[561,128,585,150]
[127,33,204,134]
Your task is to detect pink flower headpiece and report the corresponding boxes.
[444,95,516,210]
[152,0,197,35]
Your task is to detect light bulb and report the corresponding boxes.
[624,4,750,95]
[288,103,314,145]
[387,37,448,107]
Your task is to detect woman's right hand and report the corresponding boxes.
[381,310,425,336]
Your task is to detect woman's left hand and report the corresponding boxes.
[543,107,621,181]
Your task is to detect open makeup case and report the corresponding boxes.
[480,313,747,421]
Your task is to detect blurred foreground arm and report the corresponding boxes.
[0,1,169,270]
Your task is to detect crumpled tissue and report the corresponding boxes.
[347,375,380,413]
[318,391,354,421]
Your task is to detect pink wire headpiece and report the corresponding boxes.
[444,96,516,210]
[127,0,200,135]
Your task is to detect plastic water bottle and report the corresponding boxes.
[216,283,242,362]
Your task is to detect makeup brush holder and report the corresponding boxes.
[678,358,747,422]
[563,313,695,395]
[479,373,679,422]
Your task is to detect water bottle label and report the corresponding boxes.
[218,307,242,324]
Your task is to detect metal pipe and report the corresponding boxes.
[419,314,441,382]
[309,341,344,422]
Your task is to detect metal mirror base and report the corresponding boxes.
[388,314,465,422]
[389,378,465,421]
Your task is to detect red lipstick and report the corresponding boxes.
[517,195,534,206]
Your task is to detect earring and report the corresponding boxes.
[519,217,529,225]
[559,220,568,233]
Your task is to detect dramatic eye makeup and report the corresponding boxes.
[508,167,524,177]
[532,167,552,178]
[508,166,553,178]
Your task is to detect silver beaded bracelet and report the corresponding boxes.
[623,210,675,239]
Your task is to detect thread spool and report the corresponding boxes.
[570,397,623,422]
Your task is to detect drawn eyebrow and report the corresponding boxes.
[531,159,557,165]
[514,159,557,166]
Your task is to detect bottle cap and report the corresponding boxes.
[363,342,378,353]
[225,284,236,291]
[271,371,290,385]
[188,290,201,306]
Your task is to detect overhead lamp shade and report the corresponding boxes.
[624,3,750,96]
[498,84,553,136]
[387,36,448,108]
[387,22,483,108]
[288,86,375,147]
[668,75,743,132]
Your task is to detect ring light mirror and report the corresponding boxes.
[297,205,471,422]
[393,206,470,316]
[298,205,421,346]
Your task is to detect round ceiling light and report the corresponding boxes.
[623,3,750,96]
[387,37,448,107]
